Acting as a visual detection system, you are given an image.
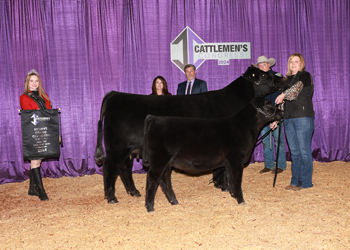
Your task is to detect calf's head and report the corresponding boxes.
[242,66,286,97]
[251,97,284,125]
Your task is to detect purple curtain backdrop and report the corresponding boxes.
[1,0,349,184]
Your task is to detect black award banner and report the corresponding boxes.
[21,109,60,161]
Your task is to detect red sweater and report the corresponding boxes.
[20,92,52,110]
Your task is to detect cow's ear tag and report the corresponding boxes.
[252,74,255,77]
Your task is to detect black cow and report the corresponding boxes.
[95,67,285,203]
[143,98,284,212]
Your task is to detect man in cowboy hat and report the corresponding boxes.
[252,55,287,174]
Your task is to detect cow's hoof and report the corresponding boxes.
[108,198,119,204]
[170,200,179,205]
[146,207,154,213]
[221,187,229,192]
[238,201,246,205]
[128,190,141,197]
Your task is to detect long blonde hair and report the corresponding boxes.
[286,53,306,76]
[23,72,52,107]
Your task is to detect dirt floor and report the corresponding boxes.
[0,161,349,249]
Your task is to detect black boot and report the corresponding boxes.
[28,169,40,197]
[31,167,49,201]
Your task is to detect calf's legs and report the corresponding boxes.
[226,165,245,205]
[145,169,161,212]
[159,166,178,205]
[145,162,177,212]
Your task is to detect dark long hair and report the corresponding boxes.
[151,76,170,95]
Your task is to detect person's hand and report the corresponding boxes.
[270,121,278,130]
[275,94,285,104]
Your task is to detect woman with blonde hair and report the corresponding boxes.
[275,53,315,191]
[20,69,52,200]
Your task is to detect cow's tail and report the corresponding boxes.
[142,114,152,167]
[94,92,113,166]
[94,119,104,166]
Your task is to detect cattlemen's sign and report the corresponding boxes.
[21,109,60,161]
[194,44,249,53]
[193,42,250,64]
[171,26,251,72]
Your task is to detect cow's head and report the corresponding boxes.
[242,67,286,97]
[251,97,284,125]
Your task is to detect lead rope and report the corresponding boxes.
[255,128,273,146]
[208,124,279,184]
[208,104,283,186]
[273,121,282,187]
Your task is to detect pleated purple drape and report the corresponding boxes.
[1,0,349,184]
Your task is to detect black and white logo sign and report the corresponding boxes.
[171,26,251,73]
[21,109,60,160]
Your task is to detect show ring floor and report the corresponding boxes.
[0,161,349,249]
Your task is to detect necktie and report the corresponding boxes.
[186,81,192,95]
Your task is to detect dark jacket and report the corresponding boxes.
[284,71,314,119]
[265,69,282,105]
[177,78,207,95]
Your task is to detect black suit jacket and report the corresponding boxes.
[176,78,207,95]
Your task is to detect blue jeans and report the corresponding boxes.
[261,122,287,170]
[284,117,314,188]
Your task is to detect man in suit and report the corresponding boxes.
[177,64,207,95]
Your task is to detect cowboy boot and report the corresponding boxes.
[31,167,49,201]
[28,168,40,197]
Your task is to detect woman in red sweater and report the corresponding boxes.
[20,69,52,201]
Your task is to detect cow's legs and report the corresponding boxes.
[159,166,178,205]
[213,168,228,192]
[103,154,120,203]
[226,164,245,205]
[104,152,141,203]
[119,157,141,197]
